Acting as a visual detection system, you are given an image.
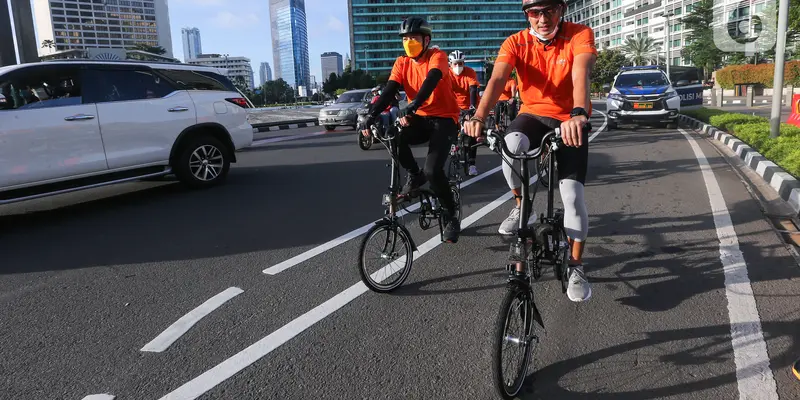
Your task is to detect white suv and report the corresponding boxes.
[0,60,253,204]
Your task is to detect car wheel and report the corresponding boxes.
[607,121,617,130]
[173,135,230,189]
[325,125,336,131]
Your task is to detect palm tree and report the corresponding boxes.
[620,36,662,66]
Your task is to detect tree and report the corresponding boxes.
[681,0,724,79]
[620,36,662,66]
[256,78,296,104]
[323,72,339,95]
[129,43,166,55]
[592,49,629,88]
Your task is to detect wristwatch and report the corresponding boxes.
[570,107,589,119]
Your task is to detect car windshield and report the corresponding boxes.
[615,73,668,87]
[336,92,365,103]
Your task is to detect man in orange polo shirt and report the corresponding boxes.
[362,16,462,243]
[464,0,597,302]
[448,49,481,176]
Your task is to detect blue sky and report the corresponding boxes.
[167,0,350,84]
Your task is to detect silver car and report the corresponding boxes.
[319,89,371,131]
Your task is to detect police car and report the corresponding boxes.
[604,66,681,129]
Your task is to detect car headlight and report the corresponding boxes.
[608,93,625,101]
[664,89,678,99]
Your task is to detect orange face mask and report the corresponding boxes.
[403,38,424,58]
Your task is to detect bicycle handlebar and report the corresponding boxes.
[475,122,592,161]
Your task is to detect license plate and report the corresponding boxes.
[633,102,653,109]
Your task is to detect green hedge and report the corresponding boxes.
[682,107,800,178]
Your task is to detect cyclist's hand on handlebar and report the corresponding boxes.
[464,118,484,138]
[560,115,588,147]
[397,106,417,127]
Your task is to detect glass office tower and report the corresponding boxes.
[348,0,525,81]
[270,0,311,89]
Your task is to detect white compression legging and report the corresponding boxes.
[502,131,589,241]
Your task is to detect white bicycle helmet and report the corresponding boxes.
[449,50,465,64]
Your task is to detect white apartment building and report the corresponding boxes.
[564,0,770,66]
[33,0,174,58]
[188,54,256,90]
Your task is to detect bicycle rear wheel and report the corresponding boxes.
[492,282,537,399]
[358,223,414,293]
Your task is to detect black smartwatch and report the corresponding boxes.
[570,107,589,119]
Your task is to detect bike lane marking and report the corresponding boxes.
[157,116,608,400]
[263,111,607,276]
[140,287,244,353]
[678,127,778,399]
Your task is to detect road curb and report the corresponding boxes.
[679,114,800,218]
[251,119,320,133]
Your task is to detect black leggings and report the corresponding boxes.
[397,116,459,211]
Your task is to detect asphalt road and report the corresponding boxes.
[2,104,800,400]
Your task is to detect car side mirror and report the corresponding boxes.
[675,80,689,87]
[602,83,611,92]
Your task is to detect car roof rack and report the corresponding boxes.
[620,65,665,72]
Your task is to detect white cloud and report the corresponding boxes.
[326,16,345,32]
[211,11,260,29]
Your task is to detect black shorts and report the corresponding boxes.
[507,113,589,184]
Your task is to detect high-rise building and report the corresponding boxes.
[260,62,273,86]
[566,0,759,68]
[188,54,256,89]
[32,0,174,58]
[181,27,202,62]
[320,51,343,82]
[347,0,525,81]
[269,0,311,89]
[0,0,38,66]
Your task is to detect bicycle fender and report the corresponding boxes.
[373,219,419,252]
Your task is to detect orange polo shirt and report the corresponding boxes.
[389,48,461,123]
[450,65,481,110]
[498,77,516,101]
[496,22,597,121]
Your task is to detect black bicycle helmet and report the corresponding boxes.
[398,17,432,37]
[522,0,566,11]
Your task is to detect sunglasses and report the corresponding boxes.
[525,6,559,18]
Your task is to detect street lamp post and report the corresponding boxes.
[770,0,790,138]
[664,11,674,79]
[364,45,369,73]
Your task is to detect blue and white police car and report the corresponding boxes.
[605,66,681,129]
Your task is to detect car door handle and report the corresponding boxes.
[168,106,189,112]
[64,114,95,121]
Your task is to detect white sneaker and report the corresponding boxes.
[468,165,478,176]
[566,265,592,302]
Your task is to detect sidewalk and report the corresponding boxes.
[704,103,791,123]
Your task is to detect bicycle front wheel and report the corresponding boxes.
[492,282,537,399]
[358,223,414,293]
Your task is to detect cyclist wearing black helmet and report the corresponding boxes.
[362,16,462,243]
[464,0,597,302]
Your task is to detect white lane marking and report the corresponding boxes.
[250,131,326,147]
[262,165,503,275]
[82,395,115,400]
[678,128,779,399]
[263,111,608,276]
[159,117,608,400]
[141,287,245,353]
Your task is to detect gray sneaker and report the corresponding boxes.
[566,265,592,302]
[498,206,538,235]
[498,206,520,235]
